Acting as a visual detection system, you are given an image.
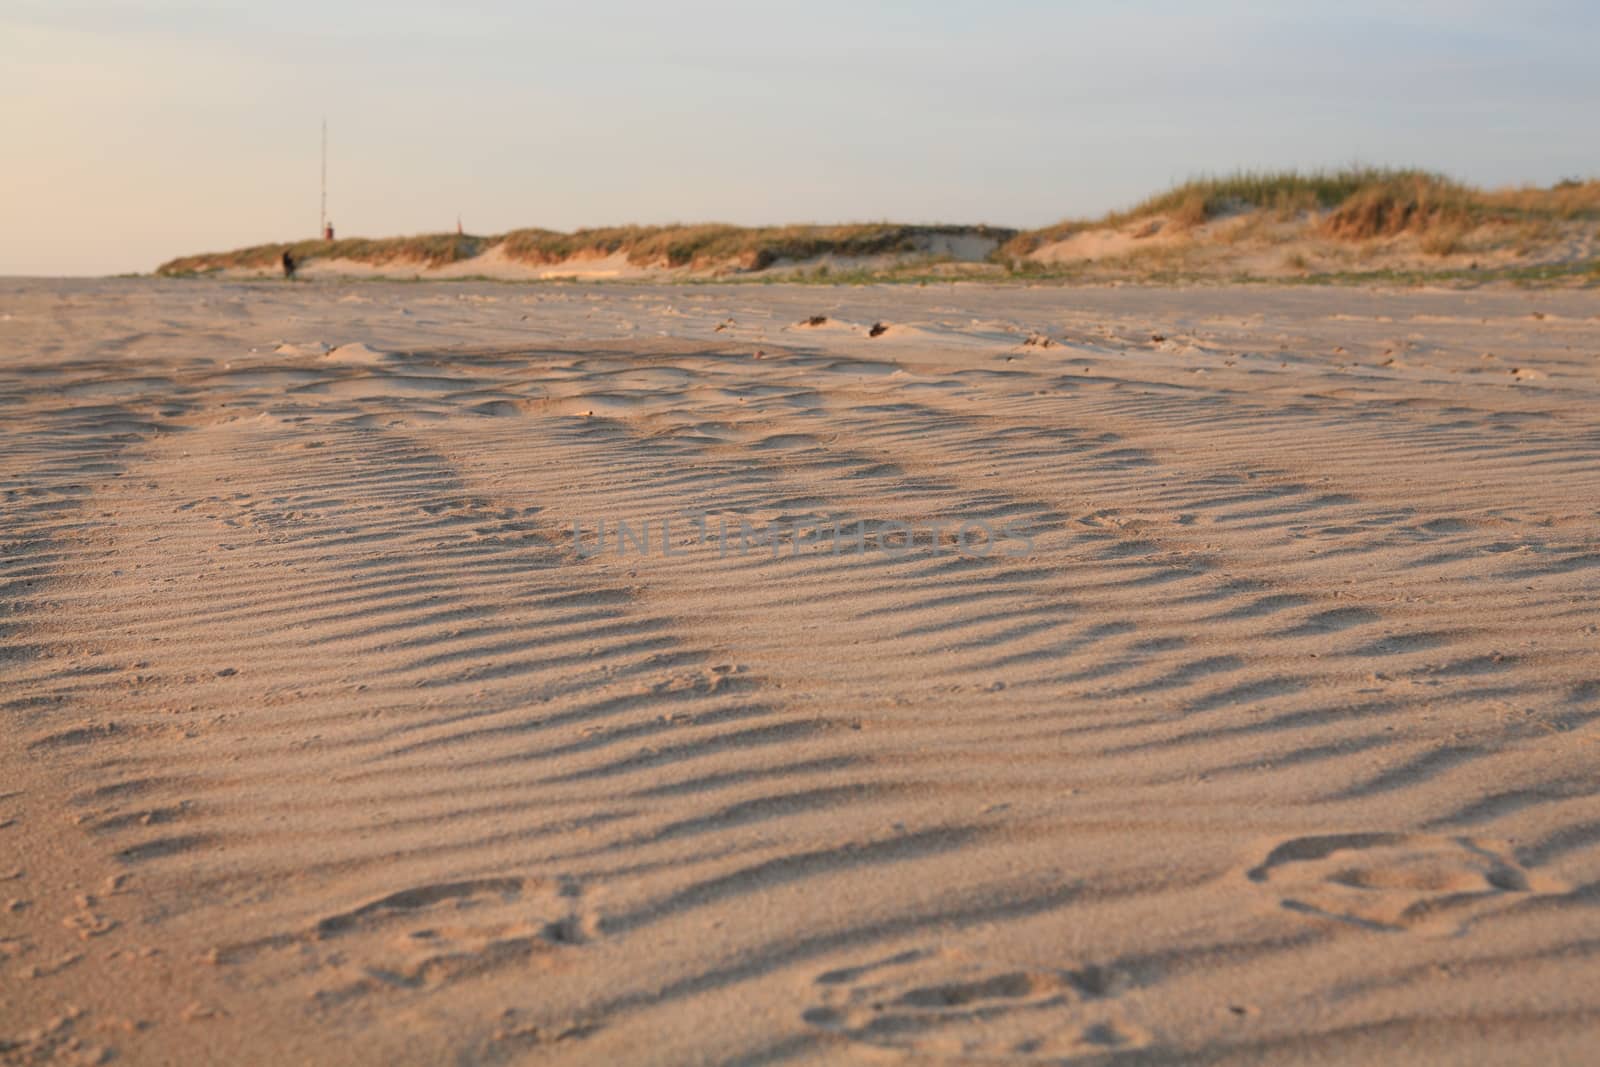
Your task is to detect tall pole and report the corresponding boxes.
[319,118,327,239]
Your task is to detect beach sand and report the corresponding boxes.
[2,277,1598,1065]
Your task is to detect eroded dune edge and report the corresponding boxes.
[2,279,1598,1065]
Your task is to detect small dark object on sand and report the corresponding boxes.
[282,251,297,279]
[801,315,827,327]
[869,322,888,338]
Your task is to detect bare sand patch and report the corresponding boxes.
[1,278,1598,1064]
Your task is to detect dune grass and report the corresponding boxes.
[498,223,1000,269]
[156,169,1598,278]
[159,224,1013,276]
[1000,168,1600,258]
[999,168,1432,255]
[158,233,493,275]
[1129,167,1445,218]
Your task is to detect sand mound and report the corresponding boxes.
[324,341,394,364]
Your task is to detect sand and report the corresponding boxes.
[2,277,1598,1065]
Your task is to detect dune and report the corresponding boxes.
[154,170,1600,286]
[2,276,1599,1064]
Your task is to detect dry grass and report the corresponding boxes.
[1168,192,1211,231]
[1317,173,1473,240]
[1218,212,1279,245]
[159,234,490,275]
[160,224,1013,276]
[1419,225,1468,257]
[155,169,1598,279]
[1481,179,1600,218]
[998,168,1424,257]
[499,223,970,270]
[1003,169,1600,260]
[1119,167,1433,224]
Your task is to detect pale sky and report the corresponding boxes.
[3,1,1595,276]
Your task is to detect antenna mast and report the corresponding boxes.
[319,118,327,239]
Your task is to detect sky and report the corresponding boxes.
[2,1,1596,276]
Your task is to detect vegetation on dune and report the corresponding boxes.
[1479,178,1600,220]
[158,224,1014,276]
[499,223,993,269]
[999,168,1430,256]
[1317,172,1476,240]
[155,169,1599,280]
[1130,167,1447,221]
[158,233,492,275]
[1000,168,1600,258]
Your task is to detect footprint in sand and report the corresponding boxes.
[215,876,598,1006]
[1246,833,1566,935]
[801,949,1148,1061]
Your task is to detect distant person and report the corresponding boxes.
[281,250,297,279]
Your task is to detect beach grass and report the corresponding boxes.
[156,169,1599,280]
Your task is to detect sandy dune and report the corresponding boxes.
[2,278,1599,1065]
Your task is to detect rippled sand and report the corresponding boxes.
[3,278,1598,1065]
